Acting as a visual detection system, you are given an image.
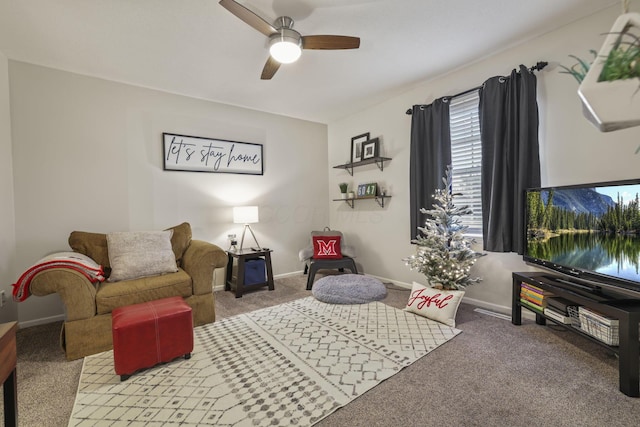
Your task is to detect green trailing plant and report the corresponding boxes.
[598,29,640,81]
[339,182,348,193]
[559,50,597,83]
[559,27,640,84]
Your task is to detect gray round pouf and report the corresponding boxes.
[312,274,387,304]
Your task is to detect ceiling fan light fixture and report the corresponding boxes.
[269,30,302,64]
[219,2,360,79]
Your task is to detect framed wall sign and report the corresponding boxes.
[362,137,379,160]
[163,133,263,175]
[351,132,370,164]
[357,182,378,198]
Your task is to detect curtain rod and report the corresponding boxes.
[405,61,548,115]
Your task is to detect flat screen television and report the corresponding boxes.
[523,178,640,297]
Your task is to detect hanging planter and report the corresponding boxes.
[578,12,640,132]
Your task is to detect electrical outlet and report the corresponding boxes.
[0,290,5,307]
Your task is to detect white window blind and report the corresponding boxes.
[449,90,482,234]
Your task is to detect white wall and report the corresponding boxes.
[0,52,17,323]
[7,5,640,324]
[328,5,640,313]
[9,62,329,324]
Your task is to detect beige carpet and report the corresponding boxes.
[4,275,640,426]
[68,296,460,426]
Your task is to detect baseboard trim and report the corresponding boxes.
[19,313,65,329]
[213,270,304,293]
[22,271,534,326]
[275,271,305,279]
[370,277,535,320]
[367,274,411,288]
[462,296,535,320]
[460,296,509,315]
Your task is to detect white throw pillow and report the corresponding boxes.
[107,230,178,282]
[404,281,465,327]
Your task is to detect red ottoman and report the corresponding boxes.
[112,296,193,381]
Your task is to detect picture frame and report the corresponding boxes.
[357,182,378,198]
[351,132,370,164]
[361,137,379,160]
[163,133,263,175]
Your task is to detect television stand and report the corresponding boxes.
[555,277,602,293]
[512,271,640,397]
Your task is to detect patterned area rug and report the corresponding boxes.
[69,297,461,426]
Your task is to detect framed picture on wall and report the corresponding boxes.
[362,138,379,160]
[351,132,370,163]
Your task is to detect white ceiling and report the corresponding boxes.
[0,0,618,124]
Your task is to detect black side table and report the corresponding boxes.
[225,248,274,298]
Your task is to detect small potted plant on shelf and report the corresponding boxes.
[339,182,349,199]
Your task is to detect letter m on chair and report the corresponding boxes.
[316,238,339,258]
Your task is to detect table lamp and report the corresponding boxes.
[233,206,261,251]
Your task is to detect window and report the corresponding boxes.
[449,90,482,234]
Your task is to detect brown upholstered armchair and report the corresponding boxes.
[29,222,227,360]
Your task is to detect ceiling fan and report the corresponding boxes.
[219,0,360,80]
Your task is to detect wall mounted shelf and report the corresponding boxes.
[333,156,392,176]
[332,195,391,209]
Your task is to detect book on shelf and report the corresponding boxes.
[520,292,546,307]
[543,307,573,324]
[520,283,554,308]
[520,298,544,312]
[520,282,555,296]
[520,285,544,296]
[520,288,544,303]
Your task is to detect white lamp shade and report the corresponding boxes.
[269,41,302,64]
[233,206,259,224]
[269,28,302,64]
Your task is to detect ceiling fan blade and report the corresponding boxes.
[219,0,277,36]
[302,35,360,50]
[261,56,281,80]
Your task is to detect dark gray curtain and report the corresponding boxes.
[409,98,451,240]
[479,65,540,254]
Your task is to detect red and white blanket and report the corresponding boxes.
[12,252,105,302]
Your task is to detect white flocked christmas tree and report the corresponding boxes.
[404,165,484,290]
